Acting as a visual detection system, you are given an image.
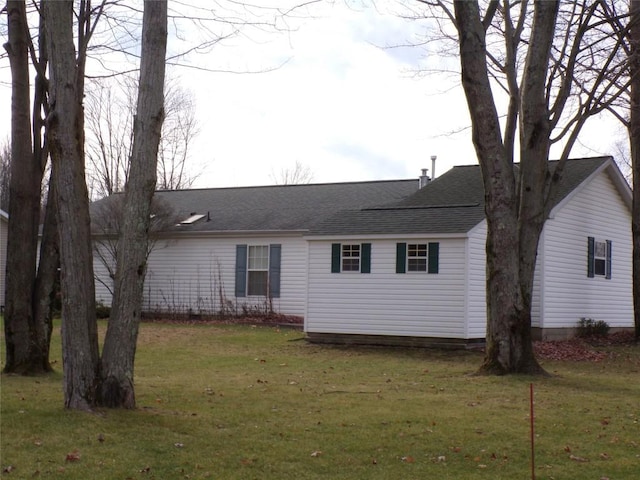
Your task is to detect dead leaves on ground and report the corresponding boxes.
[534,331,636,362]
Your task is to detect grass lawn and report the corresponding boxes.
[1,321,639,479]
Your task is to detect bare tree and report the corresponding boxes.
[412,0,628,374]
[85,77,135,198]
[271,160,314,185]
[85,76,199,198]
[99,0,168,408]
[157,81,200,190]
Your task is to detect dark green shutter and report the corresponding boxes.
[605,240,612,279]
[428,242,439,274]
[235,244,247,297]
[396,243,406,273]
[331,243,341,273]
[361,243,371,273]
[269,244,281,297]
[587,236,595,278]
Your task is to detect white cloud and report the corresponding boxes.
[0,1,621,190]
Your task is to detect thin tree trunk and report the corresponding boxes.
[32,180,59,370]
[100,0,167,408]
[629,0,640,341]
[44,0,99,410]
[3,0,47,375]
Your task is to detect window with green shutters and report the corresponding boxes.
[331,243,371,273]
[396,242,439,274]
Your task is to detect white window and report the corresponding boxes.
[407,244,428,272]
[247,245,269,296]
[594,241,607,276]
[341,244,361,272]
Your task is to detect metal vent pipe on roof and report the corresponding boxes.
[431,155,437,180]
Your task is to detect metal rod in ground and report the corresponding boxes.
[530,383,535,480]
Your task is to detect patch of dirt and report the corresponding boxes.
[534,331,637,361]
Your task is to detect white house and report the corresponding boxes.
[304,157,633,345]
[91,179,419,317]
[0,209,7,311]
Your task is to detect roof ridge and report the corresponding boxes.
[154,178,418,194]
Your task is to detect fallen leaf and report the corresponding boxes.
[97,433,105,443]
[65,450,81,462]
[310,451,322,457]
[569,454,589,463]
[2,466,14,473]
[401,456,415,463]
[174,443,184,448]
[599,453,610,460]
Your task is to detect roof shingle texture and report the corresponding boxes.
[309,157,610,236]
[90,179,419,234]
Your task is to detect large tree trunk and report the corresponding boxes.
[454,1,555,374]
[100,0,167,408]
[44,0,99,410]
[3,0,50,374]
[630,0,640,341]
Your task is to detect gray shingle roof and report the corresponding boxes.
[90,179,419,234]
[309,157,612,236]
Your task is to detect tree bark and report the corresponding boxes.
[3,0,50,375]
[630,0,640,341]
[100,0,168,408]
[454,0,553,374]
[32,181,59,369]
[44,0,100,409]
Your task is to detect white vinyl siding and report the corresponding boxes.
[465,222,487,338]
[306,238,467,338]
[94,235,307,317]
[537,170,632,328]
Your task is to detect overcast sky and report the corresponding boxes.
[0,1,625,190]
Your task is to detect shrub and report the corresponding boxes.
[577,317,610,338]
[96,301,111,319]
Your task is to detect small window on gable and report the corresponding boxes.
[587,237,612,279]
[594,241,607,276]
